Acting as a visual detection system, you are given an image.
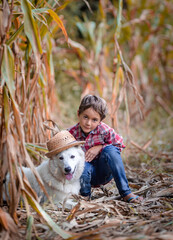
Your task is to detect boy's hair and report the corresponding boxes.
[78,95,108,120]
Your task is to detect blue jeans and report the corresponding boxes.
[80,145,131,198]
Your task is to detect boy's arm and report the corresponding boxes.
[103,128,125,151]
[85,127,125,162]
[85,145,103,162]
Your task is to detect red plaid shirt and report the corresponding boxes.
[68,122,125,153]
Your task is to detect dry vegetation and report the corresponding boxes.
[0,0,173,239]
[1,155,173,240]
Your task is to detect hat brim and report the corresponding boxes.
[45,141,85,158]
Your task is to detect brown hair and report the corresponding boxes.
[78,95,108,120]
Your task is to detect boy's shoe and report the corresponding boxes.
[123,193,143,203]
[82,195,91,201]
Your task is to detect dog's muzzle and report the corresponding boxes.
[64,166,76,181]
[65,167,71,173]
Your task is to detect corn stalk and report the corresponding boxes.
[0,0,71,238]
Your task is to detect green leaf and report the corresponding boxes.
[115,0,123,39]
[6,24,24,46]
[25,143,47,152]
[76,22,88,38]
[26,145,48,161]
[1,45,15,97]
[21,0,42,62]
[32,7,49,14]
[87,21,96,44]
[26,215,33,240]
[95,22,104,60]
[3,86,10,133]
[46,33,55,80]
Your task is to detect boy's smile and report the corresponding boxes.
[78,107,101,135]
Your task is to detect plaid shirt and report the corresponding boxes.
[68,122,125,153]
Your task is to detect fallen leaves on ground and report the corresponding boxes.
[1,169,172,240]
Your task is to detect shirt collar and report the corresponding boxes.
[91,124,100,134]
[77,122,101,137]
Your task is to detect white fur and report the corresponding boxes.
[4,146,85,208]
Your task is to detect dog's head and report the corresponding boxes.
[50,146,85,181]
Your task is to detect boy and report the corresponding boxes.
[68,95,142,203]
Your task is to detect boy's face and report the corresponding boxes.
[78,107,101,135]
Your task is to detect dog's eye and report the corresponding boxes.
[71,155,75,159]
[59,156,64,160]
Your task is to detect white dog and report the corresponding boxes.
[3,146,85,208]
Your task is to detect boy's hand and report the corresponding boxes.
[85,145,103,162]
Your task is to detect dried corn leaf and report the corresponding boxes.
[155,188,173,198]
[0,207,18,234]
[47,9,68,43]
[23,189,71,239]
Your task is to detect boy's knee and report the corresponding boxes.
[102,145,120,156]
[101,145,122,164]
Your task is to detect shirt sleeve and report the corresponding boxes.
[68,125,77,137]
[103,127,125,151]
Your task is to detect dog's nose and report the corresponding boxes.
[64,167,71,173]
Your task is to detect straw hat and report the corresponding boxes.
[45,130,85,158]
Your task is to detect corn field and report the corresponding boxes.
[0,0,172,239]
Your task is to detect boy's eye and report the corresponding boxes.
[83,115,88,119]
[93,119,98,122]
